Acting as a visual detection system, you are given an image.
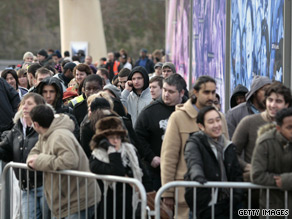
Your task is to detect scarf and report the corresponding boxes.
[92,142,143,211]
[207,135,229,201]
[92,142,143,182]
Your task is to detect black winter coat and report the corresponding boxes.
[0,78,20,133]
[0,120,43,189]
[73,98,88,126]
[184,131,243,219]
[135,98,176,178]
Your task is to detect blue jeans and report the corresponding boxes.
[53,205,95,219]
[21,186,50,219]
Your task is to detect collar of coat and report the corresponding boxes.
[175,99,198,119]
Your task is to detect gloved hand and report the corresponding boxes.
[98,138,113,150]
[196,176,207,184]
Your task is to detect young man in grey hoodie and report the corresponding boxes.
[121,66,152,126]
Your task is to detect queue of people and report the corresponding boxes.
[0,48,292,219]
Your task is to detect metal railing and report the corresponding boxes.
[155,181,289,219]
[0,162,147,219]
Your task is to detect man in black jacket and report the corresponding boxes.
[135,74,186,190]
[0,78,20,135]
[184,106,242,219]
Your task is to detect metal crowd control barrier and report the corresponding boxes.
[0,162,147,219]
[155,181,289,219]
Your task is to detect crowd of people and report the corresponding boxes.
[0,47,292,219]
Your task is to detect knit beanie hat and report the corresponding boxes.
[90,97,111,112]
[63,62,76,72]
[37,49,48,58]
[162,62,176,73]
[154,62,163,69]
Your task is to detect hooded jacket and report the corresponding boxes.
[251,124,292,215]
[27,114,100,218]
[37,77,67,113]
[229,84,248,108]
[226,76,271,139]
[37,77,80,139]
[121,66,152,126]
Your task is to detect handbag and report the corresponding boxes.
[147,191,173,219]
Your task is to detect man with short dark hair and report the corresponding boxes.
[251,107,292,213]
[27,105,101,218]
[27,63,42,92]
[28,67,53,93]
[35,67,53,87]
[184,106,242,218]
[63,51,71,61]
[51,53,62,73]
[73,74,103,125]
[160,75,229,218]
[97,68,110,85]
[149,76,163,100]
[135,74,186,190]
[118,68,130,91]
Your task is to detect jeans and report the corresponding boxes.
[53,205,95,219]
[21,186,50,219]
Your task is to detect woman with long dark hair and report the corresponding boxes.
[1,69,28,99]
